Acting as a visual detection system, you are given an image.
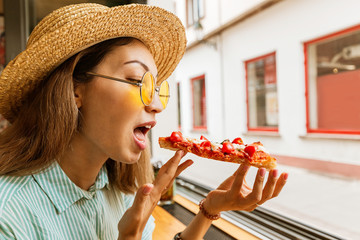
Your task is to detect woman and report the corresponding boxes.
[0,3,288,240]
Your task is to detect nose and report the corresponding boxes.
[145,92,164,113]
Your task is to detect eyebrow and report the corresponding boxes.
[124,60,158,78]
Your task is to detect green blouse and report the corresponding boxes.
[0,162,154,239]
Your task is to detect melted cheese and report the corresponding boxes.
[185,137,269,154]
[232,143,244,151]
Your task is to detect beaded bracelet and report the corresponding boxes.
[199,198,221,220]
[173,232,183,240]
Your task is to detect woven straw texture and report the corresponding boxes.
[0,3,186,122]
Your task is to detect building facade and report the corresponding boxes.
[152,0,360,179]
[149,1,360,237]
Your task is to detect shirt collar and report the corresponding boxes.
[32,161,110,213]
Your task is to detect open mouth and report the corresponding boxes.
[134,125,152,142]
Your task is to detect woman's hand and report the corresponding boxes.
[203,164,288,215]
[117,150,193,240]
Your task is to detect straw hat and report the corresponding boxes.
[0,3,186,122]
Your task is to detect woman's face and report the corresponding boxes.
[76,40,163,164]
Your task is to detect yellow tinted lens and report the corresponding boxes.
[141,72,154,105]
[159,81,170,108]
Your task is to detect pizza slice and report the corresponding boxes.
[158,131,277,170]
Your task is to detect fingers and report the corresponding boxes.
[254,171,288,208]
[120,183,155,233]
[229,164,250,195]
[258,169,279,204]
[217,175,236,190]
[162,159,193,194]
[206,166,288,213]
[247,168,266,204]
[153,150,187,196]
[131,183,154,216]
[272,172,288,198]
[174,159,194,178]
[162,150,186,170]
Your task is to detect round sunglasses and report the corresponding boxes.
[86,71,170,109]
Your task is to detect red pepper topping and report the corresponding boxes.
[200,135,208,141]
[244,145,257,157]
[170,131,183,142]
[200,140,211,148]
[222,142,235,154]
[232,137,244,145]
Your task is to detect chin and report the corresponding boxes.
[128,154,142,164]
[111,151,142,164]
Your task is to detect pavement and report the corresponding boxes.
[263,165,360,240]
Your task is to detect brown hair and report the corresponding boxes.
[0,37,154,193]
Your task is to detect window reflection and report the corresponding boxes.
[306,27,360,133]
[191,75,207,130]
[246,52,278,131]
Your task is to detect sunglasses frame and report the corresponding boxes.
[86,71,170,108]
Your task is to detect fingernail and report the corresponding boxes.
[143,183,153,195]
[272,169,278,178]
[283,173,289,181]
[178,150,185,157]
[260,168,266,177]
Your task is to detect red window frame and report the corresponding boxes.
[245,52,278,132]
[191,74,207,131]
[304,24,360,135]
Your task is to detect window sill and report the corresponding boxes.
[300,133,360,141]
[243,131,281,137]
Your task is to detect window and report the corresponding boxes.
[186,0,204,27]
[191,75,207,130]
[305,25,360,134]
[177,82,181,129]
[245,52,278,131]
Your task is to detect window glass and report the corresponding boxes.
[306,28,360,133]
[186,0,194,26]
[246,53,278,131]
[186,0,204,27]
[192,76,206,129]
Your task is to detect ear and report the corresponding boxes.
[74,84,85,109]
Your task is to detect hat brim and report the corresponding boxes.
[0,4,186,122]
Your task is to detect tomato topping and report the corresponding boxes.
[244,145,257,157]
[170,131,183,142]
[222,142,234,154]
[232,137,244,145]
[200,135,208,141]
[200,140,211,148]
